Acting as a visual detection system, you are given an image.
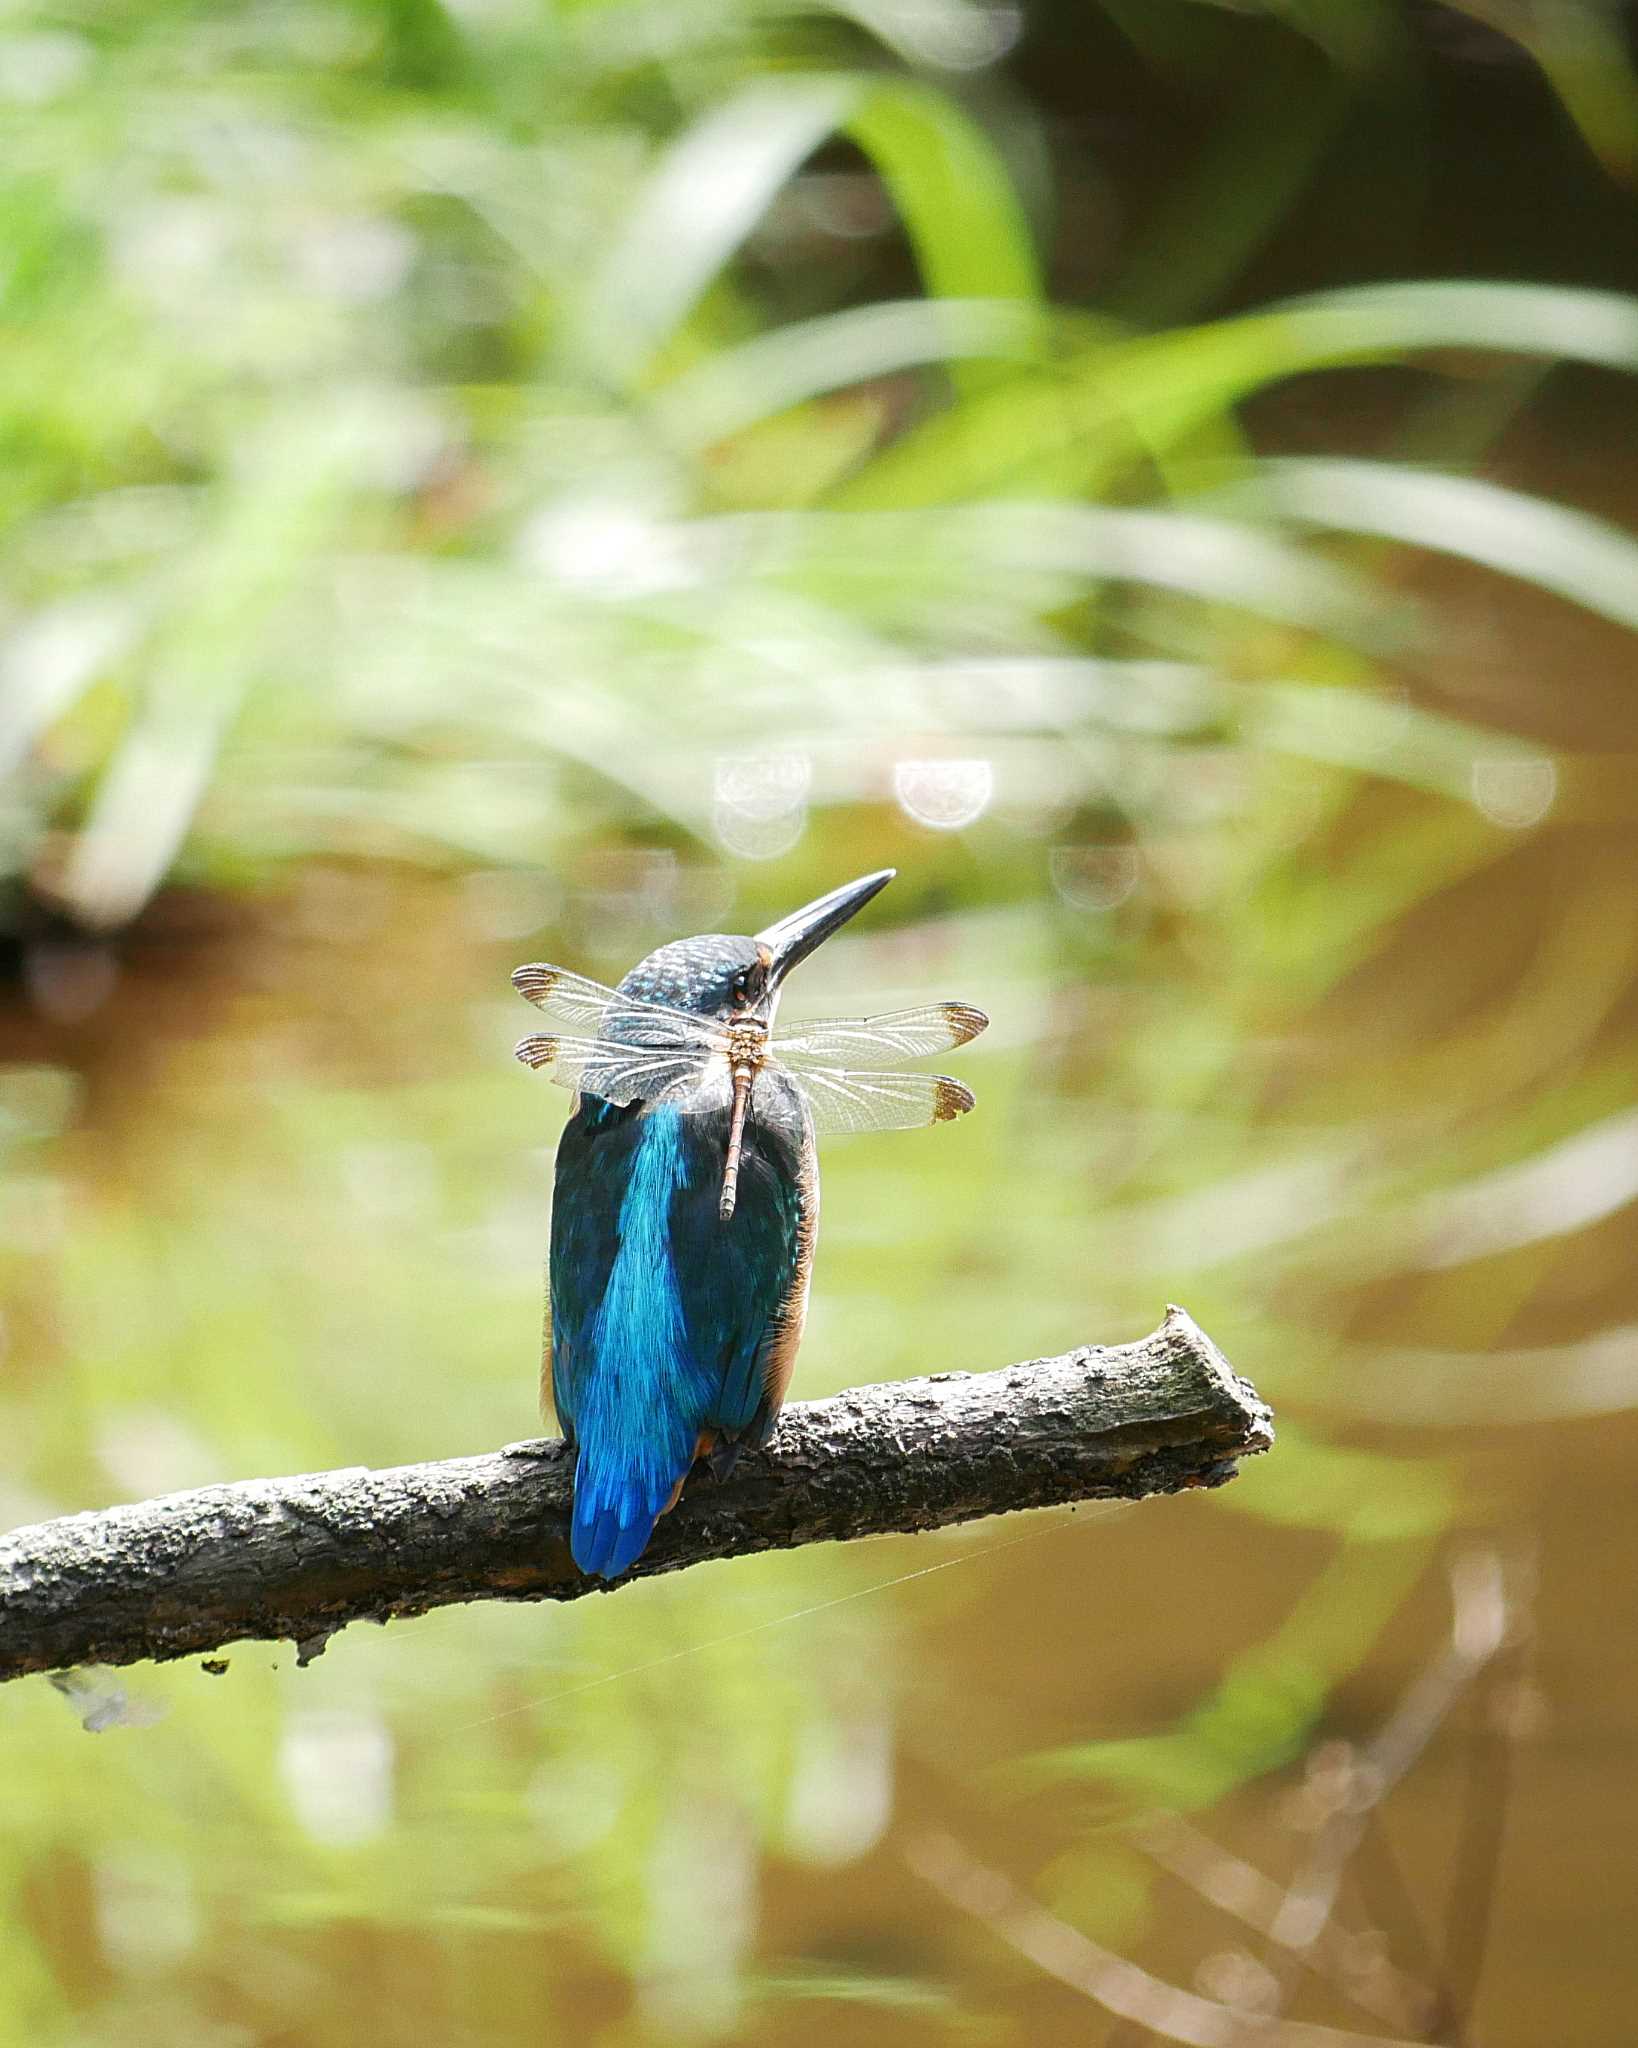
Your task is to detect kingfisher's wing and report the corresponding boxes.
[771,1002,987,1067]
[512,963,720,1051]
[515,1032,718,1108]
[768,1054,976,1135]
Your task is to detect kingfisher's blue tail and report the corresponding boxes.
[561,1104,711,1580]
[570,1451,679,1580]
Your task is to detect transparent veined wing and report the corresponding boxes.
[769,1056,976,1136]
[511,963,622,1028]
[772,1002,987,1068]
[512,964,721,1052]
[515,1033,728,1110]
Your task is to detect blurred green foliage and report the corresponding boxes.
[5,0,1638,931]
[3,0,1638,2041]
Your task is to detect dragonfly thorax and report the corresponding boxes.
[724,1020,769,1074]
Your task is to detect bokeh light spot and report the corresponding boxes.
[1050,844,1142,912]
[892,757,993,830]
[713,752,811,860]
[1471,753,1557,829]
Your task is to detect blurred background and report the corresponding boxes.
[3,0,1638,2041]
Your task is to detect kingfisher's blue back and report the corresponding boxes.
[546,934,817,1580]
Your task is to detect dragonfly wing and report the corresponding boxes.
[512,964,720,1051]
[773,1002,988,1068]
[511,964,625,1029]
[772,1057,976,1136]
[515,1033,724,1110]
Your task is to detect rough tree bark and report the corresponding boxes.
[0,1308,1269,1683]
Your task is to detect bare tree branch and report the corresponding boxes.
[918,1549,1525,2048]
[906,1829,1409,2048]
[1133,1810,1439,2035]
[0,1307,1269,1684]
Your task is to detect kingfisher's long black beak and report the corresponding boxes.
[755,869,895,989]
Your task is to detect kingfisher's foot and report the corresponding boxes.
[705,1438,743,1483]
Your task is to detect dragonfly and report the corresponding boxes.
[512,963,987,1222]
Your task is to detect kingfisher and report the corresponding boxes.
[512,868,986,1580]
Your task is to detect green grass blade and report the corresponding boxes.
[650,297,1053,447]
[840,279,1638,507]
[574,74,1040,392]
[1226,457,1638,635]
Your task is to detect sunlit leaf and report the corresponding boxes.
[652,296,1053,448]
[1217,458,1638,635]
[574,74,1039,390]
[841,278,1638,507]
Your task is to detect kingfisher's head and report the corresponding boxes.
[618,869,895,1025]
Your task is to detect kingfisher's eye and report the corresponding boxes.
[731,972,749,1005]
